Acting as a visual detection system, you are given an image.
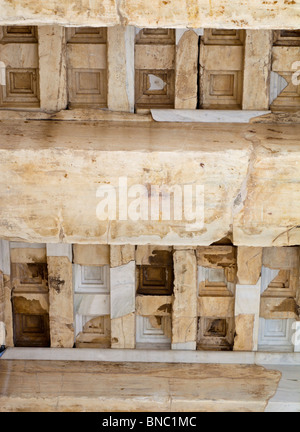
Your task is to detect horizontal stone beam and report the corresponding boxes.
[0,0,300,29]
[0,120,299,246]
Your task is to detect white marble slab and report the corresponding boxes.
[294,322,300,353]
[235,279,261,351]
[260,266,280,294]
[4,347,300,367]
[258,318,295,353]
[172,342,197,350]
[264,365,300,412]
[151,109,271,123]
[46,243,72,261]
[74,293,110,316]
[0,321,5,346]
[0,239,10,275]
[10,242,46,249]
[110,261,135,319]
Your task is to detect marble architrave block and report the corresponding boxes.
[234,279,261,351]
[110,260,135,319]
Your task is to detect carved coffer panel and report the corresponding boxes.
[199,29,245,109]
[271,31,300,110]
[73,264,111,348]
[135,29,175,110]
[0,26,39,107]
[11,259,50,347]
[136,249,174,295]
[66,27,107,108]
[196,246,236,351]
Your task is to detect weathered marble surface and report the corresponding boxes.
[0,359,282,412]
[110,261,135,319]
[0,121,299,247]
[0,0,299,29]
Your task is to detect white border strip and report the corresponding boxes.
[2,347,300,365]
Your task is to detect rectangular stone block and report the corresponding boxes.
[110,261,135,319]
[47,256,74,348]
[198,296,234,318]
[237,246,262,285]
[111,312,135,349]
[136,295,172,316]
[172,250,197,347]
[73,244,110,266]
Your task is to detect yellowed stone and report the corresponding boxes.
[0,0,299,29]
[262,247,299,270]
[242,30,272,110]
[0,360,282,412]
[111,312,135,349]
[136,295,172,316]
[38,26,67,112]
[198,296,234,318]
[237,246,263,285]
[47,256,74,348]
[0,121,299,246]
[197,246,236,268]
[172,250,197,345]
[260,297,299,320]
[233,139,300,247]
[107,26,134,113]
[10,248,46,264]
[136,246,172,265]
[233,314,255,351]
[175,30,198,110]
[110,245,135,268]
[73,244,110,266]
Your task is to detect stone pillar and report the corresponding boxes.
[242,30,273,110]
[175,30,199,109]
[107,26,135,112]
[47,244,74,348]
[233,247,263,351]
[0,240,13,347]
[172,249,197,350]
[110,245,136,349]
[38,26,68,112]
